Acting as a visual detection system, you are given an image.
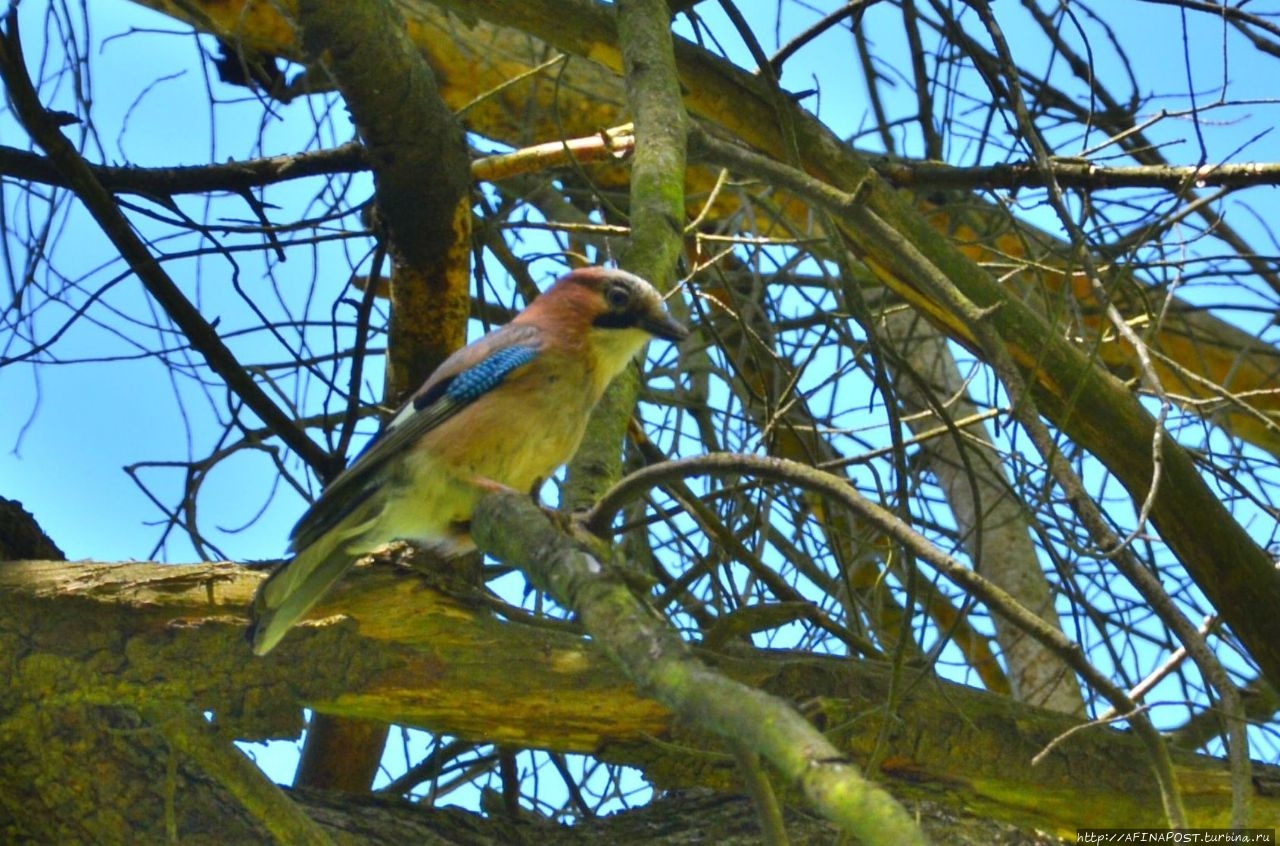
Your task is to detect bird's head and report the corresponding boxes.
[522,266,688,383]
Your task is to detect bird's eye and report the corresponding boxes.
[605,284,631,309]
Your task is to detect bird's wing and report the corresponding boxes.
[288,323,543,553]
[250,324,544,654]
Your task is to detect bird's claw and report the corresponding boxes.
[540,505,575,534]
[470,475,521,495]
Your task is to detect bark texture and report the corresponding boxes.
[1,556,1275,839]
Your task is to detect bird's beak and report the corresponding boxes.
[639,310,689,342]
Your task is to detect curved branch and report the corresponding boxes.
[585,451,1186,822]
[688,124,1280,698]
[470,490,928,846]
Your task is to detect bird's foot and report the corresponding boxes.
[540,505,575,535]
[470,475,521,495]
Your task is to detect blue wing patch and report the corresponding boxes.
[419,345,538,409]
[290,341,538,554]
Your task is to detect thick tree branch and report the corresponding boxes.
[876,306,1084,713]
[0,557,1275,833]
[294,0,468,274]
[144,707,336,846]
[289,0,477,788]
[562,0,691,512]
[615,0,687,282]
[293,0,472,405]
[0,130,640,201]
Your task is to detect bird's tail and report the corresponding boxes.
[248,527,368,656]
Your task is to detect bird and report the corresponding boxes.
[248,266,688,655]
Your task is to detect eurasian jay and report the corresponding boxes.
[248,266,687,655]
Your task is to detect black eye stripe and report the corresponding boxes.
[593,311,639,330]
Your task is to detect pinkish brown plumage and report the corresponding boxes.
[249,267,687,655]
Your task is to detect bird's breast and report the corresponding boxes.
[421,359,596,492]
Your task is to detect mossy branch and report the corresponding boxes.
[470,490,928,846]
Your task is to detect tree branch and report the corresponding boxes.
[0,141,368,198]
[687,124,1280,696]
[144,706,336,846]
[0,557,1274,834]
[586,452,1190,823]
[470,490,928,845]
